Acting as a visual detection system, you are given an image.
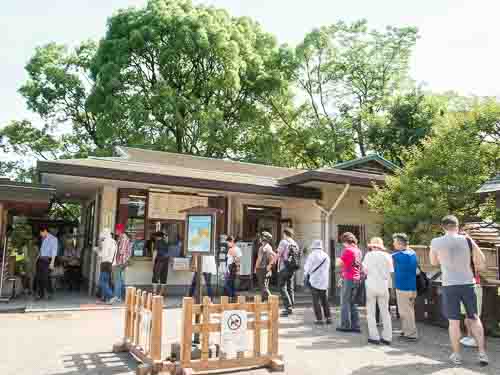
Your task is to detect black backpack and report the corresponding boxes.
[416,265,430,296]
[285,242,301,271]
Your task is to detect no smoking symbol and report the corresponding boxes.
[227,314,242,330]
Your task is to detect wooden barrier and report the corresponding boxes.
[113,287,174,375]
[114,289,284,374]
[179,294,284,374]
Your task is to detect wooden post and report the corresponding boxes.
[151,295,163,361]
[128,287,137,342]
[253,295,262,357]
[236,295,246,359]
[268,295,279,356]
[201,296,211,364]
[181,297,194,367]
[220,296,229,360]
[124,287,132,340]
[268,295,283,372]
[134,289,142,345]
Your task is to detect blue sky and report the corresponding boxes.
[1,0,499,129]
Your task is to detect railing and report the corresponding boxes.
[114,290,284,374]
[179,295,284,374]
[412,244,499,280]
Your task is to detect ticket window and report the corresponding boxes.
[147,220,185,257]
[116,190,147,257]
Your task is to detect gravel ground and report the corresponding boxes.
[0,306,498,375]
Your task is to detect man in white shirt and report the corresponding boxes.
[94,228,117,303]
[362,237,394,345]
[304,240,331,325]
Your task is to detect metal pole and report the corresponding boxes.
[0,234,7,298]
[193,254,202,344]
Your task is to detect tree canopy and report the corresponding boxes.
[368,97,500,241]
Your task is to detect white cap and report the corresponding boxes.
[311,239,323,250]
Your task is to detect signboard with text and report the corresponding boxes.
[221,310,248,355]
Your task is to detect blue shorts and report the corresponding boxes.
[441,284,478,320]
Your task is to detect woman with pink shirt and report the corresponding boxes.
[336,232,362,333]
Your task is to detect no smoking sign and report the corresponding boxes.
[221,310,248,354]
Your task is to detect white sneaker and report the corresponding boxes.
[450,353,462,366]
[478,352,489,367]
[460,336,477,347]
[107,297,118,304]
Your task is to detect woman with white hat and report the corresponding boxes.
[304,240,331,325]
[362,237,394,345]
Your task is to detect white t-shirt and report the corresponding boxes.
[201,255,217,275]
[227,246,242,266]
[362,250,394,292]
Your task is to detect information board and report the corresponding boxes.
[186,215,214,255]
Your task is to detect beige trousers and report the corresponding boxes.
[396,290,418,338]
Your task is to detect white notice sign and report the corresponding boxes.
[221,310,248,355]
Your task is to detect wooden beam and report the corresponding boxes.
[328,183,350,216]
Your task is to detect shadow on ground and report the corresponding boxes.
[284,306,499,374]
[50,352,136,375]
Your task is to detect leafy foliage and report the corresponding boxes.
[369,98,499,242]
[295,20,418,157]
[88,0,295,159]
[367,89,445,165]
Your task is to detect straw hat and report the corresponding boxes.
[367,237,385,250]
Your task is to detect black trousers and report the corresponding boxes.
[152,256,169,284]
[279,269,295,310]
[65,266,81,291]
[36,258,51,298]
[311,287,331,321]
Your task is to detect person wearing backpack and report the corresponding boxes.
[304,240,331,325]
[430,215,488,367]
[277,228,300,317]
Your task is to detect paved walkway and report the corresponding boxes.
[0,306,498,375]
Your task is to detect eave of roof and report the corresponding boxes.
[37,160,322,200]
[334,154,399,172]
[0,179,55,205]
[278,169,386,187]
[476,174,500,194]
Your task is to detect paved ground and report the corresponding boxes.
[1,306,498,375]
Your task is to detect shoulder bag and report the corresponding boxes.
[304,257,327,289]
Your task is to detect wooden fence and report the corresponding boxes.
[113,287,174,375]
[412,244,499,280]
[113,289,284,374]
[179,294,284,374]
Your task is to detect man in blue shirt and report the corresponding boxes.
[392,233,418,340]
[37,225,58,300]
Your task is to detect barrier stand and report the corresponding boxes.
[113,287,175,375]
[178,294,284,375]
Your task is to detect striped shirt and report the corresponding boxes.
[115,233,132,266]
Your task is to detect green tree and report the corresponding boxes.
[295,20,418,157]
[88,0,295,159]
[367,89,445,165]
[368,99,499,242]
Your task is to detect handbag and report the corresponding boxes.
[304,257,327,289]
[416,265,430,296]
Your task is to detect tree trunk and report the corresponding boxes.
[354,119,366,156]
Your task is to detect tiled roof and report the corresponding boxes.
[38,147,387,198]
[477,174,500,194]
[117,147,302,179]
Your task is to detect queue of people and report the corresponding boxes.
[247,216,488,367]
